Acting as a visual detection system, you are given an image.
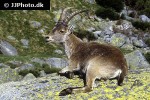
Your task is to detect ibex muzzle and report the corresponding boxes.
[45,7,128,96]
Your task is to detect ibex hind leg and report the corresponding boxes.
[117,72,125,86]
[59,70,96,96]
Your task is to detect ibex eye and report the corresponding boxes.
[60,30,65,33]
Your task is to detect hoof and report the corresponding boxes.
[118,83,123,86]
[58,71,74,79]
[67,72,74,79]
[59,88,73,96]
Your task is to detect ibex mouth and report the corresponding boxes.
[45,39,50,43]
[45,36,54,43]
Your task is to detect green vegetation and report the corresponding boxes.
[0,10,57,55]
[0,0,99,56]
[74,29,96,41]
[95,0,123,20]
[120,48,133,54]
[95,8,120,20]
[144,52,150,63]
[18,63,61,77]
[0,54,50,63]
[145,38,150,47]
[125,0,150,17]
[131,21,150,31]
[95,0,124,12]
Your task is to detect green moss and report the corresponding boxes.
[18,69,29,77]
[95,0,124,12]
[95,8,120,20]
[0,10,56,55]
[18,63,61,77]
[125,0,150,17]
[140,8,150,18]
[144,52,150,63]
[145,38,150,47]
[74,29,96,41]
[6,63,18,69]
[42,64,61,74]
[120,48,133,54]
[131,21,150,31]
[0,54,50,63]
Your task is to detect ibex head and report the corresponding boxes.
[45,7,88,43]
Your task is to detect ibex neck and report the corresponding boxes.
[64,33,83,58]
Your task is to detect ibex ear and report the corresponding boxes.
[66,25,74,35]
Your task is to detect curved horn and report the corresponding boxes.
[65,9,88,24]
[58,7,73,22]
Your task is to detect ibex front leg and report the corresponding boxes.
[58,60,80,79]
[59,64,98,96]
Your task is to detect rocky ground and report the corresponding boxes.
[0,70,150,100]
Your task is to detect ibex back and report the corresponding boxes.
[45,7,128,96]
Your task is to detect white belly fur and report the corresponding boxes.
[110,69,122,79]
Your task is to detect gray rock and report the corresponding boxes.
[29,21,42,28]
[110,33,127,47]
[93,31,102,38]
[0,63,9,68]
[7,36,17,41]
[139,15,150,23]
[87,27,95,32]
[121,43,134,51]
[85,0,95,4]
[104,35,111,42]
[120,7,134,17]
[104,37,111,43]
[22,10,27,13]
[54,49,63,55]
[21,39,29,48]
[0,68,22,84]
[102,30,114,35]
[125,50,150,70]
[23,73,36,80]
[133,39,147,48]
[0,40,18,56]
[40,70,46,77]
[0,74,56,100]
[115,20,133,30]
[46,58,68,69]
[94,16,102,22]
[143,33,150,40]
[31,57,68,69]
[8,61,22,66]
[19,63,34,71]
[120,7,135,21]
[37,29,45,34]
[124,16,135,21]
[31,58,45,66]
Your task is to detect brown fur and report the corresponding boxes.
[45,8,128,96]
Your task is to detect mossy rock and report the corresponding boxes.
[0,68,22,84]
[0,70,150,99]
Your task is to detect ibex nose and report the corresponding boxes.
[45,36,49,39]
[45,36,54,42]
[45,36,50,42]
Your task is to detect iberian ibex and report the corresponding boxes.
[45,7,128,96]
